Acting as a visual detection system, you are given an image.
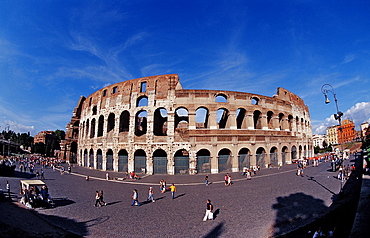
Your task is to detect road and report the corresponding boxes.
[1,159,349,238]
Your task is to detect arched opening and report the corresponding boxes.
[89,149,94,168]
[278,113,284,130]
[238,148,251,171]
[153,149,167,174]
[83,149,88,167]
[196,149,211,173]
[196,107,209,129]
[174,107,189,129]
[134,149,146,174]
[218,148,232,173]
[215,94,227,103]
[119,111,130,132]
[85,119,89,138]
[291,146,297,162]
[174,149,189,174]
[98,115,104,137]
[135,111,147,136]
[288,115,294,131]
[216,108,229,129]
[281,146,288,165]
[96,149,103,170]
[236,108,246,129]
[106,149,114,171]
[256,147,266,168]
[270,147,278,167]
[118,149,128,172]
[137,96,148,107]
[267,111,274,129]
[92,106,97,115]
[72,121,79,139]
[154,108,168,136]
[70,142,77,164]
[90,118,96,138]
[253,110,262,129]
[107,113,115,133]
[251,97,259,105]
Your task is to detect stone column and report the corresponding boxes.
[188,111,196,129]
[246,114,254,129]
[227,112,237,129]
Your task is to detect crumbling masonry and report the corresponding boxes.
[60,74,312,174]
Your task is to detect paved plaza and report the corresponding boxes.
[1,159,355,238]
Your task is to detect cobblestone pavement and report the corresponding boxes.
[1,159,351,238]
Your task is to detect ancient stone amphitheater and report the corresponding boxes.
[61,74,312,175]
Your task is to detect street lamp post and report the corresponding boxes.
[321,84,344,153]
[321,83,345,193]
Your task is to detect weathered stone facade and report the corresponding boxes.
[61,74,312,174]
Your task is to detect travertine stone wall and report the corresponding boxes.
[61,74,312,175]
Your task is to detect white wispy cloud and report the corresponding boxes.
[341,54,355,64]
[312,101,370,134]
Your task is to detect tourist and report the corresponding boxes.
[94,191,100,207]
[227,175,233,185]
[147,187,155,202]
[224,174,229,186]
[99,190,106,206]
[205,174,209,186]
[169,183,176,199]
[131,189,140,206]
[6,181,10,199]
[105,172,109,180]
[246,170,252,180]
[40,169,45,179]
[203,199,214,221]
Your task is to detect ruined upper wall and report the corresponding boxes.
[82,74,182,111]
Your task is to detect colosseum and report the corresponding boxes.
[60,74,312,175]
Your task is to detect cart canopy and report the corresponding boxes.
[20,180,46,189]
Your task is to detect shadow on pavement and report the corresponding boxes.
[272,192,328,237]
[274,155,363,237]
[52,198,75,207]
[174,193,186,199]
[203,222,224,238]
[106,200,121,206]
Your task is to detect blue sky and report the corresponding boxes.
[0,0,370,136]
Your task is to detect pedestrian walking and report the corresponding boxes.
[169,183,176,199]
[203,199,214,221]
[246,170,251,180]
[6,181,10,199]
[68,166,72,174]
[40,169,45,179]
[35,170,40,179]
[205,175,209,186]
[224,174,229,186]
[131,189,140,206]
[147,187,155,202]
[227,175,233,185]
[94,191,100,207]
[99,190,106,206]
[106,172,109,180]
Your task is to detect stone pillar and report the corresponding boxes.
[210,144,218,174]
[188,111,196,129]
[146,154,153,175]
[261,115,268,130]
[272,116,280,130]
[246,114,254,129]
[228,112,237,129]
[209,112,217,129]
